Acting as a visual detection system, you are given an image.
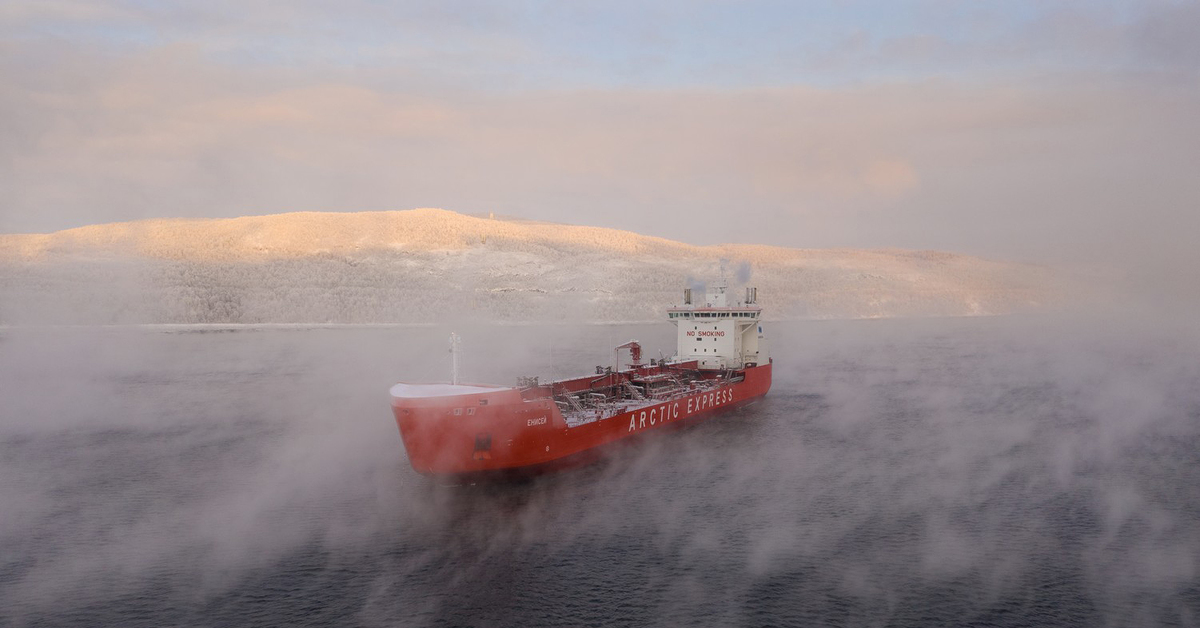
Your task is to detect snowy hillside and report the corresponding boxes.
[0,209,1062,325]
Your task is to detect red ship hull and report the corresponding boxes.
[391,360,772,480]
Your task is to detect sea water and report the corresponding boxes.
[1,316,1198,627]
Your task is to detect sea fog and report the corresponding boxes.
[1,314,1198,627]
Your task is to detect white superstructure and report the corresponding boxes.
[668,278,768,370]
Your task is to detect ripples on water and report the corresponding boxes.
[1,317,1198,627]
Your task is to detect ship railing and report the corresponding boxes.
[561,402,624,428]
[648,384,687,400]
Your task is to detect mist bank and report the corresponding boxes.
[0,208,1066,325]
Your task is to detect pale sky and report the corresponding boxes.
[2,0,1197,265]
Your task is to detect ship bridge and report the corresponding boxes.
[667,279,768,370]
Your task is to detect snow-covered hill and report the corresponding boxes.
[0,209,1062,324]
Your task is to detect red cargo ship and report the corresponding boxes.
[390,280,772,480]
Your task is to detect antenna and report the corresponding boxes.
[449,332,461,385]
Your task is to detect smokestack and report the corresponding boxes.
[684,288,692,305]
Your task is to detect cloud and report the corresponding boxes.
[2,48,1197,266]
[1,2,1197,285]
[1131,1,1200,70]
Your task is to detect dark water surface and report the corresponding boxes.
[2,317,1199,627]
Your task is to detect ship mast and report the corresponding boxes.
[449,332,461,385]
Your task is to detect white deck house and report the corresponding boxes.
[667,279,768,370]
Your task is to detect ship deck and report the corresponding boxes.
[519,360,746,428]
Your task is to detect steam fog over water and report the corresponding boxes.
[2,316,1198,627]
